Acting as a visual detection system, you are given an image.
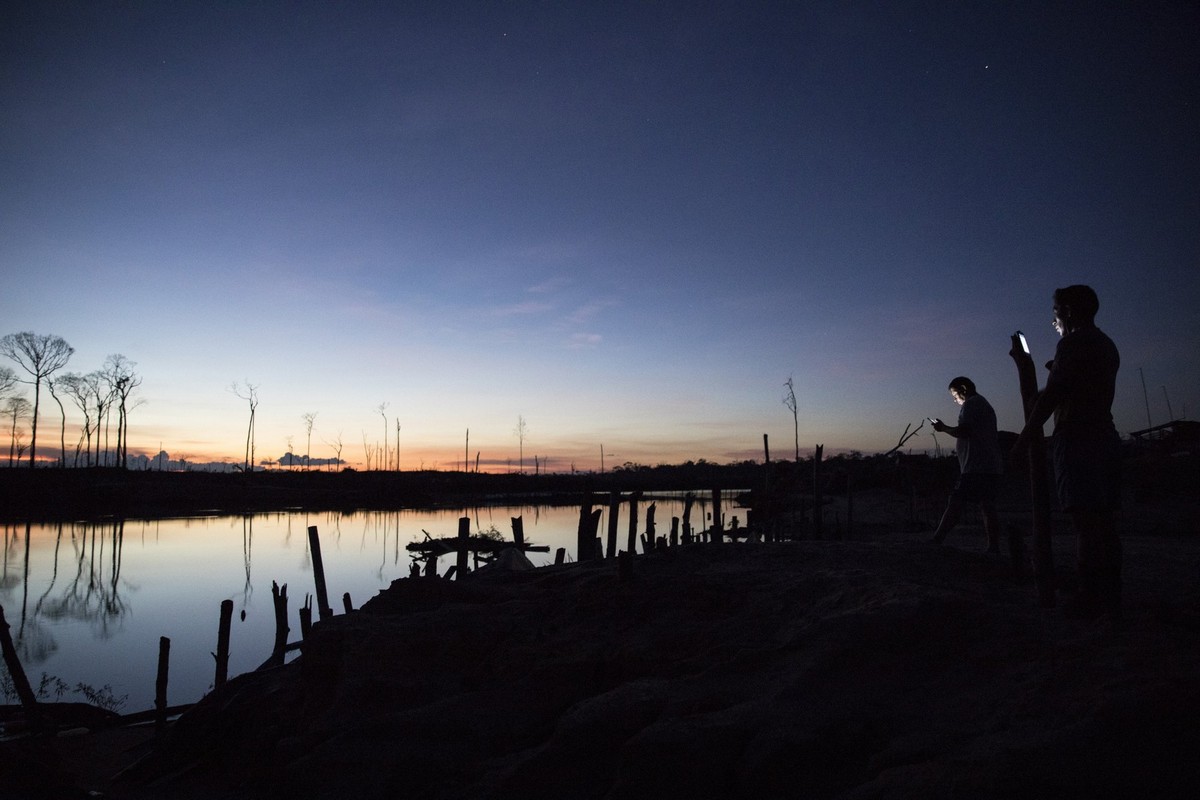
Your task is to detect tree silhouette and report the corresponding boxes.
[514,415,528,473]
[301,412,317,471]
[323,430,344,472]
[5,396,31,466]
[0,332,74,467]
[376,402,389,472]
[0,366,15,399]
[231,382,260,473]
[104,355,141,469]
[56,373,92,467]
[46,376,68,467]
[783,376,800,463]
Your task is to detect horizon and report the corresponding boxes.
[3,3,1196,471]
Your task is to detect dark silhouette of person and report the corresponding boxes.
[1013,284,1121,620]
[931,377,1003,550]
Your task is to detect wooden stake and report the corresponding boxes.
[307,526,333,621]
[342,592,354,613]
[627,491,641,555]
[576,493,596,562]
[511,515,525,548]
[214,599,233,691]
[155,636,170,737]
[0,603,41,732]
[606,492,620,559]
[457,517,470,578]
[711,489,723,543]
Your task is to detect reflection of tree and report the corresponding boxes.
[28,520,132,664]
[242,515,254,605]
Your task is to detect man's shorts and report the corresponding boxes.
[952,472,999,505]
[1052,424,1122,512]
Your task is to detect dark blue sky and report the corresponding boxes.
[3,2,1197,467]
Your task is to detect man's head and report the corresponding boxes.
[948,376,976,405]
[1052,285,1099,335]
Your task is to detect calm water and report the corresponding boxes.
[1,492,738,712]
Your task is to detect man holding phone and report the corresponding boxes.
[931,376,1003,550]
[1013,285,1122,621]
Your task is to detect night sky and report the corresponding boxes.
[3,2,1197,470]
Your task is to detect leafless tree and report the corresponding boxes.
[231,382,260,473]
[5,396,31,466]
[514,414,528,473]
[323,430,344,471]
[883,420,927,457]
[0,366,16,399]
[376,402,389,471]
[104,355,141,469]
[783,376,800,463]
[0,332,74,467]
[395,419,401,470]
[54,373,89,466]
[46,376,68,467]
[362,433,375,471]
[301,412,317,470]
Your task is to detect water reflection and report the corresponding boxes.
[0,492,736,706]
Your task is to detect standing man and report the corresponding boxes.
[1014,285,1121,620]
[931,377,1003,550]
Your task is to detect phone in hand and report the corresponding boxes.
[927,417,938,425]
[1016,331,1030,354]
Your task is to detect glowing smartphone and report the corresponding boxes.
[1016,331,1030,354]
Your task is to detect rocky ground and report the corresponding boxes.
[7,508,1199,800]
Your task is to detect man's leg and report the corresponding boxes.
[1071,510,1120,619]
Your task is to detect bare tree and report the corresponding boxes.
[230,382,260,473]
[362,433,375,471]
[0,366,16,399]
[376,402,389,471]
[301,412,317,470]
[5,396,31,466]
[323,430,344,472]
[57,373,92,467]
[395,419,401,470]
[104,354,141,469]
[783,376,800,463]
[514,414,528,473]
[82,371,109,466]
[0,332,74,467]
[46,376,68,467]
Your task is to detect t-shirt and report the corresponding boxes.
[1045,326,1120,431]
[957,393,1003,475]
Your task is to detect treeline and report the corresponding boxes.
[1,331,141,469]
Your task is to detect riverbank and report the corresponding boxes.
[9,523,1199,799]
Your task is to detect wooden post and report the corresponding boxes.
[457,517,470,578]
[576,493,596,562]
[214,599,233,692]
[682,492,694,544]
[1011,332,1056,607]
[299,595,313,641]
[763,433,773,542]
[511,515,525,548]
[711,489,723,543]
[266,581,289,668]
[626,491,641,555]
[342,592,353,613]
[155,636,170,737]
[0,603,41,732]
[307,525,333,621]
[645,502,657,548]
[670,517,679,547]
[813,445,824,540]
[606,492,620,559]
[555,547,566,565]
